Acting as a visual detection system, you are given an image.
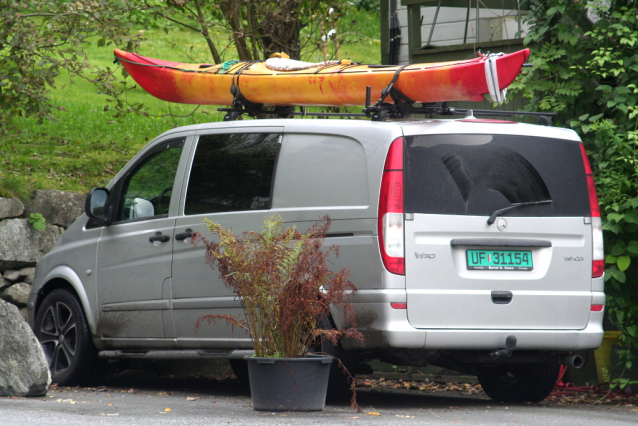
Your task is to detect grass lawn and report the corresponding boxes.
[2,8,380,194]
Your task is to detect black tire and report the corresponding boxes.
[478,362,560,403]
[314,315,356,401]
[34,289,99,386]
[229,358,250,387]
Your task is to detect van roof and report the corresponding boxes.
[397,119,580,141]
[157,117,581,143]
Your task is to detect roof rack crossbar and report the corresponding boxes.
[455,108,557,118]
[218,102,556,126]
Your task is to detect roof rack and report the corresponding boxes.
[219,86,557,126]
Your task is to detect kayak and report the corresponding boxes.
[113,49,530,107]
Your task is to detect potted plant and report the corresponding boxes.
[193,214,363,411]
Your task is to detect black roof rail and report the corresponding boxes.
[219,85,557,126]
[219,104,556,126]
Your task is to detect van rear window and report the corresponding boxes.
[404,134,590,217]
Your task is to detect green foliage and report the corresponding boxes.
[193,214,363,359]
[2,6,379,193]
[0,0,144,131]
[137,0,356,62]
[510,0,638,369]
[353,0,381,13]
[0,177,29,202]
[606,366,638,392]
[28,213,46,231]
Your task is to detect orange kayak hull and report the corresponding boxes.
[114,49,530,107]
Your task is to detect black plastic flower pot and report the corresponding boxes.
[246,354,333,411]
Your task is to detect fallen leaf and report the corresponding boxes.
[396,415,416,418]
[164,408,172,412]
[108,403,114,406]
[186,397,197,401]
[366,412,382,416]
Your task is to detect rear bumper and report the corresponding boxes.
[340,290,605,352]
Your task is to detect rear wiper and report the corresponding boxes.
[487,200,552,225]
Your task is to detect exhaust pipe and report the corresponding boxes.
[560,354,584,368]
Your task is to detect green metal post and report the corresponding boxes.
[381,0,390,64]
[407,4,421,63]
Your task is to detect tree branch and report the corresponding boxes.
[143,0,204,34]
[18,12,78,18]
[193,0,222,63]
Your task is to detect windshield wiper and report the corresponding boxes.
[487,200,552,225]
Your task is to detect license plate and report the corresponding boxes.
[466,250,533,271]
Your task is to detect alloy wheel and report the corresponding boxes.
[38,301,78,375]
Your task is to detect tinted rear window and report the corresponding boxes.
[404,134,590,217]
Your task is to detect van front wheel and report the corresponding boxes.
[34,289,99,386]
[478,363,560,403]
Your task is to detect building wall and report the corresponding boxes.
[390,2,529,65]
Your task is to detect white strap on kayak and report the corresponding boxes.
[484,53,507,103]
[265,58,340,71]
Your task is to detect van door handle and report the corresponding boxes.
[149,232,170,243]
[491,291,513,304]
[175,228,193,241]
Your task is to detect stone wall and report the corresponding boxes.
[0,190,86,319]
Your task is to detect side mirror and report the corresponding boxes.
[86,188,110,225]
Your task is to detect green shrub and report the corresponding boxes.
[510,0,638,371]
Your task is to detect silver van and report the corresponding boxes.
[28,116,605,403]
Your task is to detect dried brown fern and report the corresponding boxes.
[192,214,363,359]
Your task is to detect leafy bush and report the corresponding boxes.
[353,0,380,13]
[193,214,363,358]
[510,0,638,373]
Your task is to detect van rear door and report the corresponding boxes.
[403,133,594,330]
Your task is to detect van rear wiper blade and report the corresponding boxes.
[487,200,552,225]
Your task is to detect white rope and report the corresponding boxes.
[265,58,340,71]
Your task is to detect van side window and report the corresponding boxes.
[271,134,369,208]
[184,133,280,215]
[116,141,184,222]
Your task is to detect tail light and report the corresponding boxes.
[580,144,604,278]
[378,137,405,275]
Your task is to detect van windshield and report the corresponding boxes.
[404,134,590,217]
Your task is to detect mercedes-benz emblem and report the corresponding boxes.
[497,218,508,231]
